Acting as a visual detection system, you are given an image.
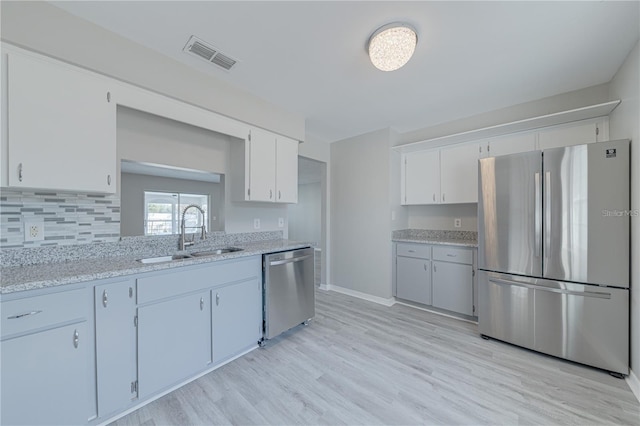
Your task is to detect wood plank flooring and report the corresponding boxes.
[112,290,640,425]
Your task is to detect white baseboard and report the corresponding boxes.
[627,369,640,403]
[319,283,396,307]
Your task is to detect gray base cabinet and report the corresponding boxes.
[396,256,432,305]
[432,261,473,316]
[395,243,476,318]
[212,278,262,362]
[94,280,137,417]
[1,323,88,425]
[138,290,211,398]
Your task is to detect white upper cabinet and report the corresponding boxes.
[403,150,440,205]
[537,118,606,150]
[440,142,479,204]
[248,128,277,202]
[231,127,298,203]
[482,132,537,158]
[5,51,116,193]
[275,135,299,203]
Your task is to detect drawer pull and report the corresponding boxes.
[408,250,416,253]
[102,290,108,308]
[73,329,79,348]
[8,310,42,319]
[447,254,457,257]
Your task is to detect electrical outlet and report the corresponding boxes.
[278,217,284,228]
[454,218,462,228]
[253,218,261,229]
[24,219,45,242]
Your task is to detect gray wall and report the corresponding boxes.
[0,1,304,141]
[608,40,639,379]
[288,182,322,245]
[330,128,393,299]
[120,173,223,237]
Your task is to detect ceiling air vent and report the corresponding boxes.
[183,35,238,71]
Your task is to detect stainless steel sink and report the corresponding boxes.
[137,254,193,264]
[190,247,244,257]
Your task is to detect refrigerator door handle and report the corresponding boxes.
[544,171,551,262]
[488,278,612,299]
[534,172,541,257]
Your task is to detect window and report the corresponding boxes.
[144,191,209,236]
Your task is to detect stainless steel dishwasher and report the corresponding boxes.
[262,247,315,341]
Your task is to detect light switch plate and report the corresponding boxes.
[253,218,261,229]
[24,219,45,241]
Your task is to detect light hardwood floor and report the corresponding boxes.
[112,290,640,425]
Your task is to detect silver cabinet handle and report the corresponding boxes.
[432,193,435,202]
[216,293,220,306]
[8,310,42,320]
[446,254,457,257]
[107,91,111,103]
[107,174,112,186]
[102,290,108,308]
[424,263,427,271]
[408,249,416,253]
[73,329,79,348]
[442,193,445,202]
[434,264,437,272]
[278,190,281,200]
[200,297,204,311]
[18,163,23,182]
[129,287,133,298]
[270,190,273,199]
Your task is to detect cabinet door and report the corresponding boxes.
[403,150,440,205]
[432,261,473,316]
[7,51,116,193]
[95,281,137,417]
[275,136,299,203]
[440,142,479,204]
[248,128,276,202]
[396,256,432,305]
[537,120,599,150]
[1,323,87,426]
[487,132,536,157]
[212,278,262,362]
[138,291,211,398]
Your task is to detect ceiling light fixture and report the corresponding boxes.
[367,22,418,72]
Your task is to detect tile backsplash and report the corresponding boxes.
[0,190,120,248]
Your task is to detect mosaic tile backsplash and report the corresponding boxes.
[0,190,120,249]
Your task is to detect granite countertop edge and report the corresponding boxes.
[1,240,312,295]
[392,237,478,248]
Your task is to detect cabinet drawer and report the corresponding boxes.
[397,243,431,259]
[137,256,261,304]
[1,288,87,339]
[432,246,473,264]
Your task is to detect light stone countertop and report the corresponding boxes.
[0,239,311,295]
[391,229,478,248]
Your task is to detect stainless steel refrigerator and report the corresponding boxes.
[477,139,630,376]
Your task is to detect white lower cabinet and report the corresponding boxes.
[212,278,262,362]
[432,261,474,316]
[94,280,137,418]
[396,256,432,305]
[138,290,212,399]
[1,322,88,425]
[395,243,476,317]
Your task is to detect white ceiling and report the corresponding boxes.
[51,1,639,143]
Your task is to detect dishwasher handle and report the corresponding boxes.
[268,254,312,267]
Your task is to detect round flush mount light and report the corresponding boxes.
[367,22,418,72]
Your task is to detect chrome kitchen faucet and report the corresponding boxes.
[179,204,206,250]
